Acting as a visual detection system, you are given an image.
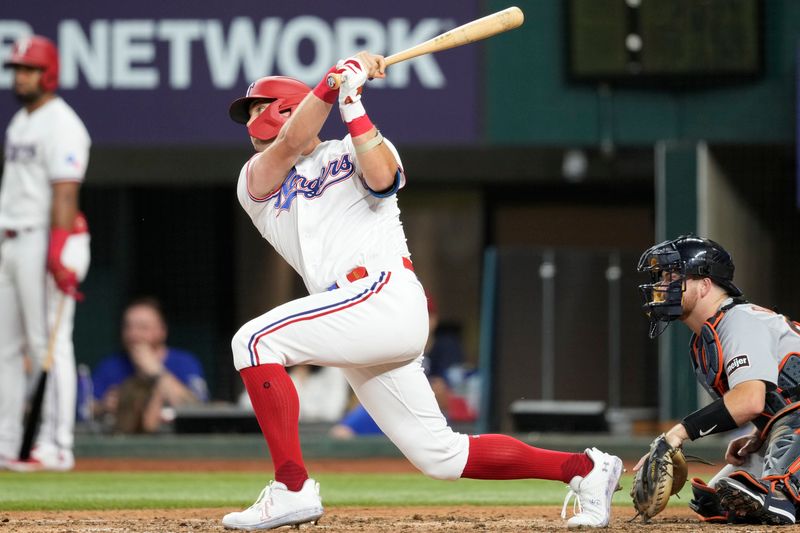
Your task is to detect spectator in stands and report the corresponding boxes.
[92,297,208,433]
[330,293,474,439]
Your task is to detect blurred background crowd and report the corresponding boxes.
[2,0,799,438]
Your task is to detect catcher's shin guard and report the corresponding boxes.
[689,478,728,523]
[761,404,800,504]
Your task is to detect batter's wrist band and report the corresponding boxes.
[312,67,338,104]
[355,130,384,154]
[346,113,374,138]
[682,398,739,440]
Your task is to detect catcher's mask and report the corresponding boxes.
[228,76,310,142]
[637,234,742,338]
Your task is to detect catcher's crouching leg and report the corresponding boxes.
[717,406,800,525]
[716,470,795,525]
[689,478,728,523]
[759,406,800,523]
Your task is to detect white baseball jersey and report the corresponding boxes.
[0,97,90,229]
[236,134,409,295]
[231,133,470,480]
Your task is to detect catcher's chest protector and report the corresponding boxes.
[691,300,800,428]
[689,302,739,399]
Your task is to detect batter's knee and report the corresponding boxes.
[230,326,252,371]
[414,459,462,481]
[400,433,470,481]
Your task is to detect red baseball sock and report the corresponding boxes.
[240,364,308,491]
[460,434,593,483]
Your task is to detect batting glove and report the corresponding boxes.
[337,57,368,121]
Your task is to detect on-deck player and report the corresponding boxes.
[223,51,623,530]
[0,35,91,471]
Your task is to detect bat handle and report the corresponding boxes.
[326,72,343,90]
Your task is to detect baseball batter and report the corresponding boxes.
[0,35,91,472]
[223,51,622,530]
[636,235,800,525]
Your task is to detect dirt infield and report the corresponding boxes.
[1,458,785,532]
[0,507,785,532]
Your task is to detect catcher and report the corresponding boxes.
[631,235,800,525]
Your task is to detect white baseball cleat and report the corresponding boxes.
[561,447,623,528]
[6,447,75,472]
[222,478,324,530]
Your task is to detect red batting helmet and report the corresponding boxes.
[228,76,310,141]
[4,35,59,92]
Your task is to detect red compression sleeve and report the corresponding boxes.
[240,364,308,491]
[461,434,593,483]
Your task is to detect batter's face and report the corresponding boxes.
[12,65,44,104]
[122,304,168,351]
[247,100,273,152]
[247,99,293,152]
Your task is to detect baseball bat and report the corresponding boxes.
[19,294,67,461]
[326,6,524,89]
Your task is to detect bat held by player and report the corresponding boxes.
[325,6,524,90]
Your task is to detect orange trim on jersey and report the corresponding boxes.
[778,352,800,373]
[759,401,800,440]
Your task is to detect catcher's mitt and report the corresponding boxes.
[631,434,688,521]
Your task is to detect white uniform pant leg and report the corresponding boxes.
[231,270,429,370]
[342,357,470,480]
[16,229,49,371]
[38,232,90,453]
[0,236,26,459]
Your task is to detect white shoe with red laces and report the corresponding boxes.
[561,447,623,528]
[222,478,324,530]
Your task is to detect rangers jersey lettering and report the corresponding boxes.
[272,154,356,213]
[237,134,409,294]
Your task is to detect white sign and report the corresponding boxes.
[0,17,453,90]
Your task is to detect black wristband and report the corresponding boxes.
[682,398,739,440]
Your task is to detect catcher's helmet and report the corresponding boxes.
[637,234,742,338]
[4,35,59,92]
[228,76,310,141]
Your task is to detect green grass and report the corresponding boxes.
[0,471,692,511]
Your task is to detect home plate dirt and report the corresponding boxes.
[0,507,784,532]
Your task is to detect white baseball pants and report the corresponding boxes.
[232,267,470,480]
